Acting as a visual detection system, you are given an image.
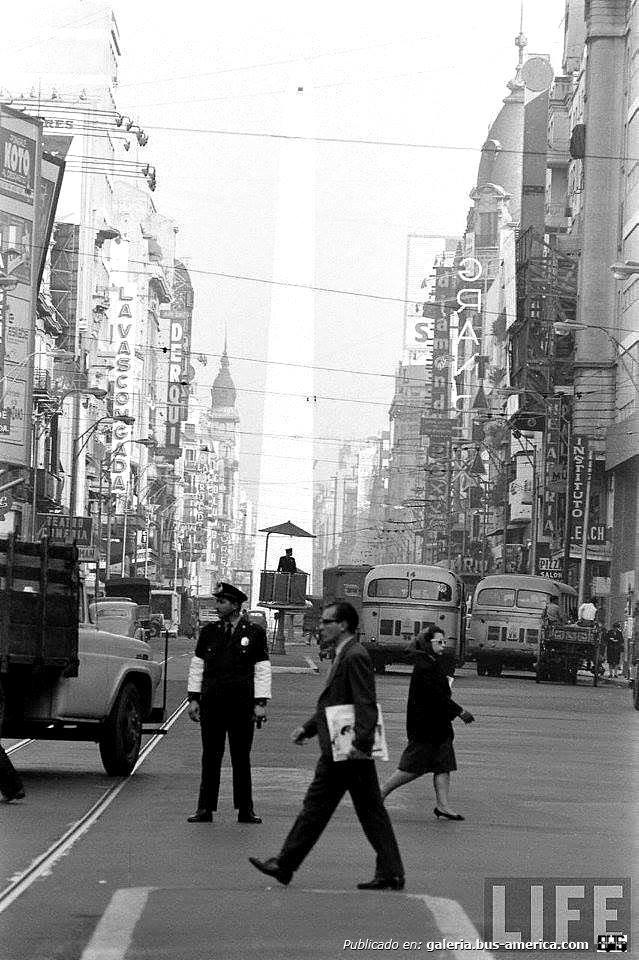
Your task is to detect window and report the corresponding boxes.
[476,588,516,608]
[380,619,394,635]
[516,590,551,610]
[411,580,453,601]
[367,578,409,598]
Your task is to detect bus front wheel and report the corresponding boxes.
[476,661,487,677]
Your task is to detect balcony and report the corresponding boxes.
[36,468,63,508]
[33,367,54,398]
[258,571,308,608]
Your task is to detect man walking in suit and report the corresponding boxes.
[249,601,404,890]
[187,581,271,824]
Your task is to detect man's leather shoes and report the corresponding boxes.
[187,808,212,823]
[248,856,292,886]
[357,876,405,891]
[238,811,262,824]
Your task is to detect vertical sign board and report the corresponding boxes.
[165,312,189,448]
[402,234,441,362]
[36,153,65,292]
[541,396,565,542]
[0,106,42,468]
[570,435,590,550]
[110,284,136,497]
[452,256,483,414]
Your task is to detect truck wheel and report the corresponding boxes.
[373,657,386,674]
[633,678,639,711]
[476,661,487,676]
[99,682,143,776]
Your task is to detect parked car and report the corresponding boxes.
[90,598,146,642]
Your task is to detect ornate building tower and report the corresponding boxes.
[200,345,240,587]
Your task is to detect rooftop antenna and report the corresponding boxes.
[515,0,527,79]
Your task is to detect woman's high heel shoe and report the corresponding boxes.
[434,807,465,821]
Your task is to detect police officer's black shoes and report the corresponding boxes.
[2,787,25,803]
[357,876,405,891]
[187,808,213,823]
[238,810,262,824]
[248,856,291,885]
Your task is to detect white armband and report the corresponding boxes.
[188,655,204,694]
[254,659,271,700]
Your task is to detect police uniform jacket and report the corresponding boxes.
[300,637,377,758]
[187,617,271,704]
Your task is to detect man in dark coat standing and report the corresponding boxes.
[187,581,271,824]
[249,601,404,890]
[277,548,297,573]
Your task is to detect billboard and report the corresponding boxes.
[402,234,443,361]
[110,285,136,495]
[0,106,42,468]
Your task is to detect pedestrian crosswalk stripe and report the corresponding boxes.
[80,887,154,960]
[409,894,497,959]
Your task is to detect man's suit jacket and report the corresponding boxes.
[301,637,377,757]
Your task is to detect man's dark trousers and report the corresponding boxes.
[277,756,404,880]
[198,682,255,812]
[0,686,23,799]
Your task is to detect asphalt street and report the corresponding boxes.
[1,640,637,960]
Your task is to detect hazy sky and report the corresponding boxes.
[6,1,566,503]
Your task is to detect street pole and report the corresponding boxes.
[332,475,338,564]
[445,437,453,565]
[30,415,39,540]
[529,448,538,575]
[105,470,113,581]
[69,434,78,520]
[95,467,103,602]
[577,449,594,607]
[120,481,129,577]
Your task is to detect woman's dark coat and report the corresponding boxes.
[406,650,463,745]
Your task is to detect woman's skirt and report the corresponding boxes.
[398,737,456,775]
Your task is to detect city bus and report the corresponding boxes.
[359,564,466,673]
[466,574,577,676]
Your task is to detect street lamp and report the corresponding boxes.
[70,412,135,519]
[553,321,639,390]
[609,260,639,281]
[30,387,108,539]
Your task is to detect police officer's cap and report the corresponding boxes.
[214,581,248,605]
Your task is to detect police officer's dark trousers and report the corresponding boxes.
[198,679,254,813]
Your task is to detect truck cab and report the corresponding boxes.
[1,538,165,777]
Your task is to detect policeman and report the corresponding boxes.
[187,581,271,824]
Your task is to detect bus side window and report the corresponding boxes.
[380,619,393,636]
[394,620,402,636]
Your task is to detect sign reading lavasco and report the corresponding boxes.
[0,127,36,203]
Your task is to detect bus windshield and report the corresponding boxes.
[411,580,453,601]
[476,587,516,608]
[366,578,408,599]
[516,589,551,609]
[151,595,173,619]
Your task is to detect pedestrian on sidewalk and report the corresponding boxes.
[604,622,624,678]
[0,680,25,803]
[249,601,404,891]
[381,626,475,821]
[186,581,271,825]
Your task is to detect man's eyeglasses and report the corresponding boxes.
[320,618,338,624]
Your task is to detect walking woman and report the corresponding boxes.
[381,625,475,821]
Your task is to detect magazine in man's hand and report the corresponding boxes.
[325,703,389,762]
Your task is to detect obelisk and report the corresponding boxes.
[253,69,315,595]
